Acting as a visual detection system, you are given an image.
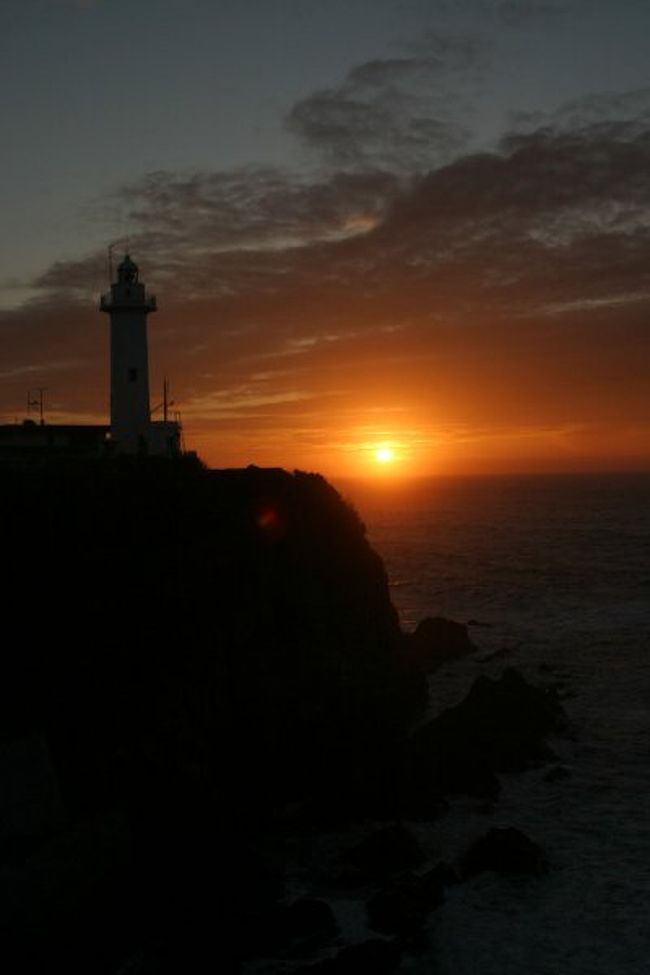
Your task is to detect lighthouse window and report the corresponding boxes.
[128,368,138,382]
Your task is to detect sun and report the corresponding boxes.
[375,446,394,464]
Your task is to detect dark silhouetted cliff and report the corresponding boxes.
[0,457,424,972]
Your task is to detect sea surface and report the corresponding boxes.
[340,472,650,974]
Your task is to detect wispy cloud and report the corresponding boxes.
[286,35,486,171]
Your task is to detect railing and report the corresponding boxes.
[99,293,157,311]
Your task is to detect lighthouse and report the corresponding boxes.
[0,252,181,460]
[100,254,155,452]
[100,254,181,455]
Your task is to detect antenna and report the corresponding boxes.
[27,387,47,425]
[150,378,174,421]
[107,239,126,283]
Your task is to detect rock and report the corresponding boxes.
[331,748,449,823]
[399,791,448,823]
[461,827,548,878]
[475,646,513,663]
[544,763,572,782]
[0,735,67,864]
[0,808,135,974]
[406,667,566,800]
[255,897,338,953]
[366,867,446,936]
[406,616,478,672]
[366,882,426,936]
[419,860,460,894]
[281,897,338,943]
[342,824,425,882]
[333,938,402,973]
[296,938,402,974]
[405,732,501,800]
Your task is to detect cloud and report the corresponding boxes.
[286,35,486,171]
[23,100,650,338]
[118,166,398,252]
[28,90,650,324]
[509,87,650,136]
[33,167,401,305]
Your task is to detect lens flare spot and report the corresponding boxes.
[257,507,280,529]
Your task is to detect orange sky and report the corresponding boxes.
[2,234,649,479]
[2,15,650,477]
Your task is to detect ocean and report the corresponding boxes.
[341,472,650,974]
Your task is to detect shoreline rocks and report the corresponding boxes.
[461,827,548,878]
[404,616,478,673]
[405,666,566,800]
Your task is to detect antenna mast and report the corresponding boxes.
[27,387,46,425]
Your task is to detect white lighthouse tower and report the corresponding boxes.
[99,254,156,454]
[100,254,154,452]
[100,254,181,455]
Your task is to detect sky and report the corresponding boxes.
[2,0,650,477]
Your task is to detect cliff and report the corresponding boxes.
[0,457,424,972]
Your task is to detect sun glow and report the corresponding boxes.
[342,434,424,478]
[375,446,394,464]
